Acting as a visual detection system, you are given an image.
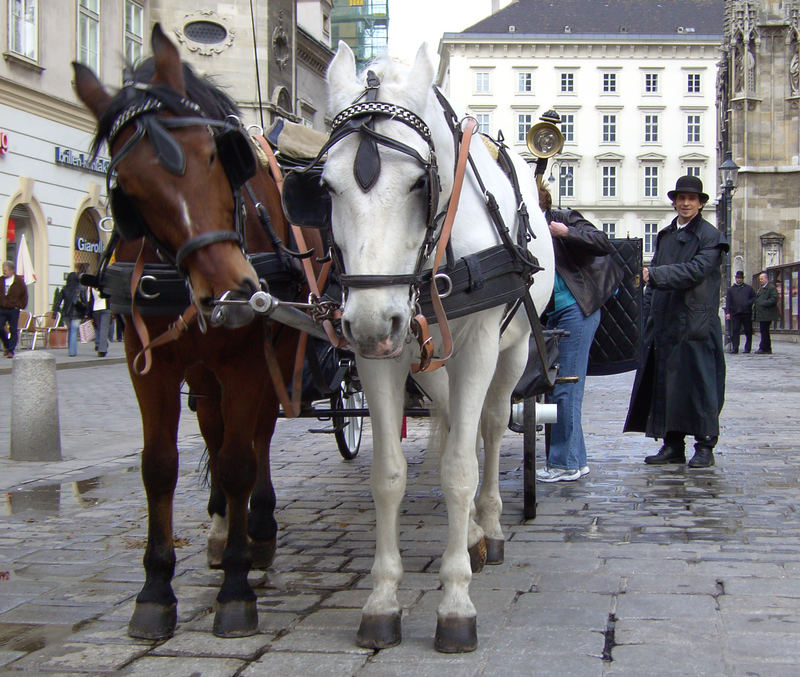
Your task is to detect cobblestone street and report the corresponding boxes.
[1,341,799,675]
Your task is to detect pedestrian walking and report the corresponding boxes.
[725,270,755,353]
[88,286,111,357]
[54,272,88,357]
[753,271,779,354]
[624,175,728,469]
[535,177,624,482]
[0,260,28,358]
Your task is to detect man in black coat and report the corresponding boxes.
[624,176,729,468]
[725,270,755,353]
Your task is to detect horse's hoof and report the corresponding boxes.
[207,536,225,569]
[356,612,402,649]
[434,615,477,653]
[485,537,504,565]
[128,601,176,640]
[250,538,277,570]
[213,600,258,637]
[468,537,487,573]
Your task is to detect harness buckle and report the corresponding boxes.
[433,273,453,298]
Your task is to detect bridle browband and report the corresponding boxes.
[104,82,249,273]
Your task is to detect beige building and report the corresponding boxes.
[1,1,332,316]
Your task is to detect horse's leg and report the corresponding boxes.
[211,364,262,637]
[185,367,227,569]
[356,358,409,649]
[477,330,529,565]
[435,322,501,653]
[248,391,279,569]
[127,360,183,640]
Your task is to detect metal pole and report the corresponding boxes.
[724,184,733,287]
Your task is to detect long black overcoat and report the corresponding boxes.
[624,213,729,439]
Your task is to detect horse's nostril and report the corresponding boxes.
[389,314,405,337]
[342,319,352,340]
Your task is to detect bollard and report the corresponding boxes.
[10,351,62,462]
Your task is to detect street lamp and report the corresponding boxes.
[547,162,563,209]
[719,150,740,286]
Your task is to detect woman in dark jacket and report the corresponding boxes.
[54,272,87,357]
[535,178,624,482]
[624,176,728,468]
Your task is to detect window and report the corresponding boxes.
[77,0,100,73]
[517,113,534,142]
[602,222,616,238]
[517,71,533,93]
[124,1,143,64]
[9,0,37,60]
[602,166,617,198]
[644,72,659,93]
[474,112,490,135]
[602,114,617,143]
[560,113,574,142]
[560,72,574,93]
[644,222,659,255]
[686,114,701,143]
[644,114,659,143]
[602,72,616,93]
[560,165,575,199]
[644,166,659,198]
[687,73,701,93]
[686,165,701,178]
[475,71,490,93]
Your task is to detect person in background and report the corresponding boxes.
[753,271,779,354]
[624,176,728,469]
[54,272,87,357]
[0,260,28,358]
[88,286,111,357]
[725,270,755,354]
[535,177,623,482]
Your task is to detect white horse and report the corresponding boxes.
[323,42,554,652]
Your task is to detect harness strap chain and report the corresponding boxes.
[411,117,478,373]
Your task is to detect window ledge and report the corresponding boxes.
[3,51,44,73]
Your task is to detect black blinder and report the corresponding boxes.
[281,168,331,229]
[216,128,257,189]
[110,187,147,240]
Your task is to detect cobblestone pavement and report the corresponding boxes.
[1,341,799,675]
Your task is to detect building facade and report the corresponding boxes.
[721,0,800,334]
[437,0,724,262]
[1,0,332,317]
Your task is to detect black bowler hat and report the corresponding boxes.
[667,175,709,203]
[735,270,744,278]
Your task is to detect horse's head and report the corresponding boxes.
[322,42,448,359]
[73,24,258,329]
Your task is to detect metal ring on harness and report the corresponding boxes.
[138,275,160,300]
[99,216,115,233]
[433,273,453,298]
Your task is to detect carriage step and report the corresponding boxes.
[308,426,338,434]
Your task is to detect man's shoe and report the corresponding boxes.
[97,351,106,357]
[536,467,581,483]
[5,351,13,358]
[688,446,715,468]
[754,349,771,354]
[579,465,590,477]
[727,348,738,354]
[644,444,686,465]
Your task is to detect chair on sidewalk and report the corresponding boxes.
[14,310,34,350]
[31,311,61,349]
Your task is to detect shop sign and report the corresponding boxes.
[0,131,8,155]
[75,237,104,254]
[55,146,110,174]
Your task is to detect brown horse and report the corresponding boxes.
[73,25,318,639]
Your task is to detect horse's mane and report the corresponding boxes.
[91,58,240,156]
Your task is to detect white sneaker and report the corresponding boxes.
[579,465,590,477]
[536,467,581,482]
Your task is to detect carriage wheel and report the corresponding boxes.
[331,384,365,460]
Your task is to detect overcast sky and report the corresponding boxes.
[387,0,514,64]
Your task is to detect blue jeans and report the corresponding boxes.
[546,303,601,471]
[68,318,81,356]
[94,310,111,354]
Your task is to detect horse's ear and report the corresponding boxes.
[72,61,112,120]
[410,43,435,90]
[327,41,359,111]
[151,23,185,93]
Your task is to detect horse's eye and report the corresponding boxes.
[320,179,336,195]
[410,176,426,192]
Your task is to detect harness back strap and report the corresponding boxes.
[411,117,477,373]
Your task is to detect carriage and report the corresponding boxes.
[73,25,641,652]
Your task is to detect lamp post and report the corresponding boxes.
[547,161,563,209]
[719,150,740,287]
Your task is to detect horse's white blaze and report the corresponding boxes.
[326,41,554,645]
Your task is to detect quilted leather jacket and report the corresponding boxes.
[546,208,624,317]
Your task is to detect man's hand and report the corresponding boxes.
[548,221,569,238]
[642,267,650,285]
[725,313,731,320]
